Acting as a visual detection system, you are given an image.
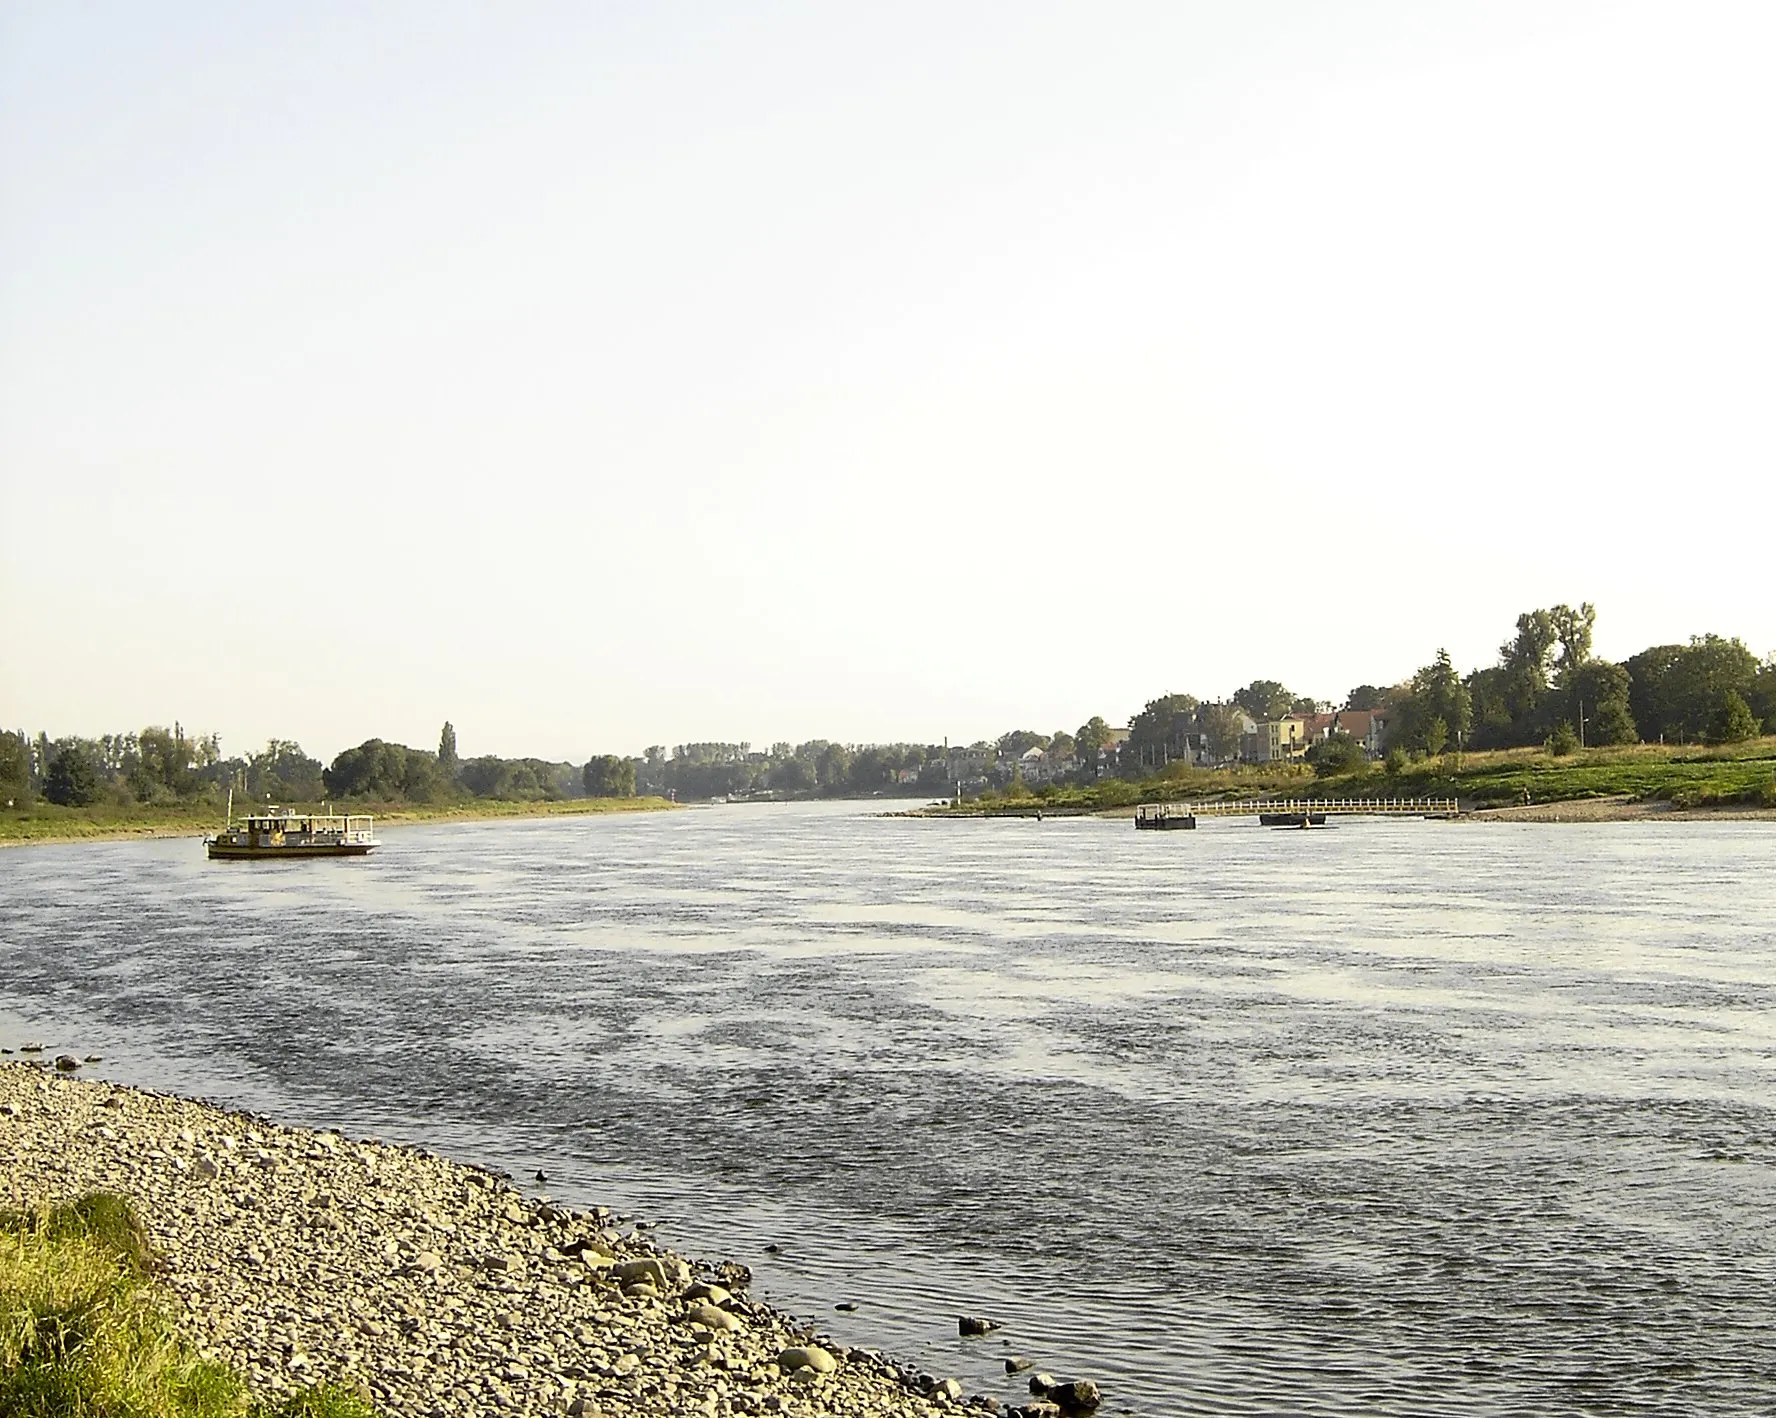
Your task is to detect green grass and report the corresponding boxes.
[0,1194,373,1418]
[944,737,1776,815]
[0,794,678,844]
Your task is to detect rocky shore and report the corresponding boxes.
[1,1061,1092,1418]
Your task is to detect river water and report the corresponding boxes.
[3,803,1776,1415]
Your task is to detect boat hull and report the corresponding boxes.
[206,843,376,860]
[1259,812,1328,828]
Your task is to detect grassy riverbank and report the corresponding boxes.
[0,796,678,847]
[939,737,1776,817]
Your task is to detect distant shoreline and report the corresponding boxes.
[0,795,679,848]
[917,795,1776,824]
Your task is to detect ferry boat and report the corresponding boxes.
[206,798,378,860]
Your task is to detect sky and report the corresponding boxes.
[3,1,1773,763]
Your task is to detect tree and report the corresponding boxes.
[1564,660,1637,746]
[43,743,102,806]
[1389,650,1471,755]
[1233,680,1294,722]
[815,742,852,791]
[1344,685,1383,711]
[1199,702,1247,764]
[1626,635,1761,743]
[439,722,459,775]
[1126,695,1198,770]
[1305,733,1366,777]
[323,740,451,802]
[994,730,1047,758]
[1074,716,1114,779]
[1047,729,1076,760]
[0,730,30,804]
[1550,603,1596,675]
[1714,690,1759,744]
[583,754,636,797]
[771,756,816,793]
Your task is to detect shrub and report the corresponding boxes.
[1545,723,1580,756]
[1713,690,1759,744]
[1383,748,1408,776]
[1306,734,1368,778]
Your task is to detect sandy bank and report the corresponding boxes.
[1464,794,1776,823]
[1,1062,1081,1418]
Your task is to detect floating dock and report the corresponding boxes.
[1136,797,1459,830]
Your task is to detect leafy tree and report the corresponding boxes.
[1550,603,1596,675]
[1626,635,1762,743]
[1344,685,1383,711]
[1563,660,1637,746]
[1714,690,1759,744]
[1047,730,1076,760]
[1389,650,1471,755]
[1233,680,1294,721]
[323,740,452,802]
[815,742,852,791]
[1126,695,1198,769]
[1546,722,1579,756]
[1290,696,1323,714]
[1469,608,1560,748]
[1305,733,1366,777]
[1752,657,1776,734]
[1199,702,1247,764]
[43,743,103,806]
[439,722,459,775]
[0,730,30,804]
[1074,716,1114,779]
[994,729,1047,758]
[246,740,325,802]
[583,754,636,797]
[771,756,816,792]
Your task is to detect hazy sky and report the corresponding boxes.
[4,2,1772,762]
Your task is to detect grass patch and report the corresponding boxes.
[0,1193,372,1418]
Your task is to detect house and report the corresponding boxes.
[1303,709,1390,759]
[1248,714,1313,763]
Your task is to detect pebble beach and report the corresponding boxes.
[1,1060,1091,1418]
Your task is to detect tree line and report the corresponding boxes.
[4,602,1771,812]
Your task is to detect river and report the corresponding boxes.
[3,802,1775,1415]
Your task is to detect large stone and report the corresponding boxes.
[612,1257,671,1290]
[777,1345,838,1375]
[685,1301,743,1332]
[1045,1380,1102,1413]
[958,1316,1000,1336]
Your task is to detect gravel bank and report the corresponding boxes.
[1,1062,1070,1418]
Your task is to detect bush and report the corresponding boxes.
[1713,690,1760,745]
[1384,748,1408,776]
[1306,734,1368,778]
[1545,723,1580,756]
